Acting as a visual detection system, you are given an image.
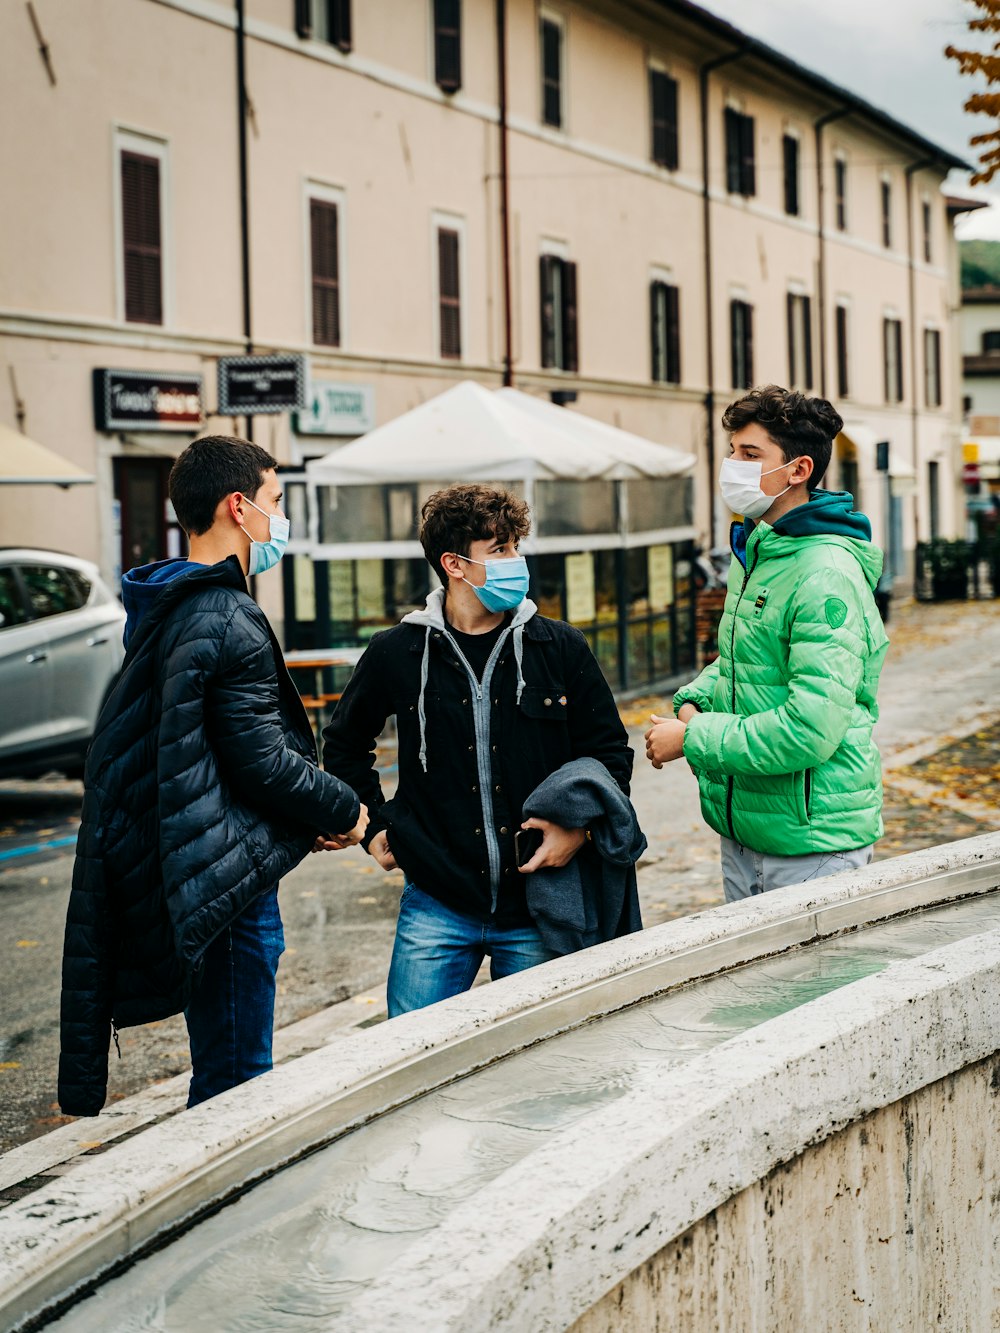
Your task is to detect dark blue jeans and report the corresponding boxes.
[184,886,285,1109]
[387,881,557,1018]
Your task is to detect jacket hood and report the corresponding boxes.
[738,490,883,590]
[121,556,246,651]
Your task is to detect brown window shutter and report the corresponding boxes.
[786,292,796,386]
[881,181,892,248]
[740,115,756,196]
[329,0,352,52]
[836,305,849,398]
[121,151,163,325]
[562,260,578,373]
[541,19,561,128]
[650,71,678,170]
[650,281,664,381]
[434,0,462,94]
[724,108,741,194]
[438,227,461,359]
[835,160,847,230]
[666,284,681,384]
[894,320,904,400]
[783,135,799,215]
[540,254,556,369]
[294,0,312,38]
[310,198,340,347]
[802,295,813,390]
[882,319,891,402]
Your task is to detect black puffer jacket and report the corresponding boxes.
[59,556,360,1116]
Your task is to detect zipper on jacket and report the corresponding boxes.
[442,627,513,911]
[804,768,812,819]
[725,543,761,841]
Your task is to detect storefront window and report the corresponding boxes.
[319,485,387,543]
[534,480,617,536]
[625,476,693,532]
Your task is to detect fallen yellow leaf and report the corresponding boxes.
[0,1061,21,1070]
[16,940,39,948]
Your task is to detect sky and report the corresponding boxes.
[701,0,1000,240]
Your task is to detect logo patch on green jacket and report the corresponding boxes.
[825,597,848,629]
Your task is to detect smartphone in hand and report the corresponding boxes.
[515,827,544,867]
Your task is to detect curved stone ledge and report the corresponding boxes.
[2,830,1000,1330]
[348,925,1000,1331]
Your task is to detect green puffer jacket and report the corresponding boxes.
[674,491,888,856]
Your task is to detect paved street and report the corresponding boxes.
[1,597,998,1154]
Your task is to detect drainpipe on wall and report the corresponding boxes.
[699,46,747,548]
[496,0,513,388]
[905,157,936,545]
[236,0,254,439]
[812,108,850,399]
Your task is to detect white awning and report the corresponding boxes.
[0,421,95,486]
[839,423,916,479]
[307,381,695,485]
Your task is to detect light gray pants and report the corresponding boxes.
[720,836,875,903]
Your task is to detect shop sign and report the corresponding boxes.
[93,368,203,432]
[218,354,308,415]
[296,381,375,436]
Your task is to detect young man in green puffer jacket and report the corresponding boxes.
[645,385,888,901]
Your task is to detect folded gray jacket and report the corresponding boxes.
[522,757,646,955]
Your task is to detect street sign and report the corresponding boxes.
[217,355,307,415]
[93,368,203,432]
[875,439,890,472]
[963,463,981,485]
[295,381,375,436]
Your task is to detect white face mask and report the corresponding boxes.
[719,456,801,521]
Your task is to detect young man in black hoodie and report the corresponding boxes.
[322,483,633,1016]
[59,435,366,1117]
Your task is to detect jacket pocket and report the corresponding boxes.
[793,769,810,825]
[518,684,569,720]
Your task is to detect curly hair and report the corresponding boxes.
[721,385,843,491]
[420,483,531,584]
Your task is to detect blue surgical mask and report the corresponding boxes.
[457,554,530,612]
[242,495,290,575]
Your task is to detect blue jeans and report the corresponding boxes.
[184,886,285,1108]
[387,881,558,1018]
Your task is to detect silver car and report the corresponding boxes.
[0,549,126,779]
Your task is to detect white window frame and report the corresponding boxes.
[431,209,468,363]
[112,126,172,328]
[786,284,812,389]
[540,236,571,371]
[883,305,903,404]
[880,170,894,249]
[924,321,943,408]
[539,6,567,133]
[921,192,933,264]
[303,180,348,350]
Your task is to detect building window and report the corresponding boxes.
[883,316,903,403]
[121,149,163,325]
[650,280,681,384]
[540,253,578,371]
[834,157,847,231]
[540,14,563,128]
[924,328,942,408]
[730,299,754,389]
[649,68,678,170]
[982,330,1000,353]
[783,134,800,216]
[881,179,892,248]
[786,292,813,389]
[437,226,461,359]
[835,302,850,398]
[922,199,932,264]
[724,108,756,197]
[310,197,341,347]
[295,0,351,50]
[433,0,461,94]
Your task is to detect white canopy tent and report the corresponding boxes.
[306,380,695,486]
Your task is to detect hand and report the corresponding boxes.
[676,703,699,724]
[517,818,587,874]
[316,803,369,851]
[644,714,687,769]
[368,829,398,871]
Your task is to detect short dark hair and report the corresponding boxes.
[169,435,277,536]
[722,385,843,491]
[420,483,531,584]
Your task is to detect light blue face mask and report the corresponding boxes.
[457,553,530,613]
[242,495,290,576]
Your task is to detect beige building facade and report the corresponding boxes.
[0,0,968,654]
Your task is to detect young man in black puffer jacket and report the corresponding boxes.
[59,436,366,1116]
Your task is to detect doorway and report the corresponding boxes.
[114,457,187,579]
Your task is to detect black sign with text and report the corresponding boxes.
[93,369,204,432]
[218,355,307,415]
